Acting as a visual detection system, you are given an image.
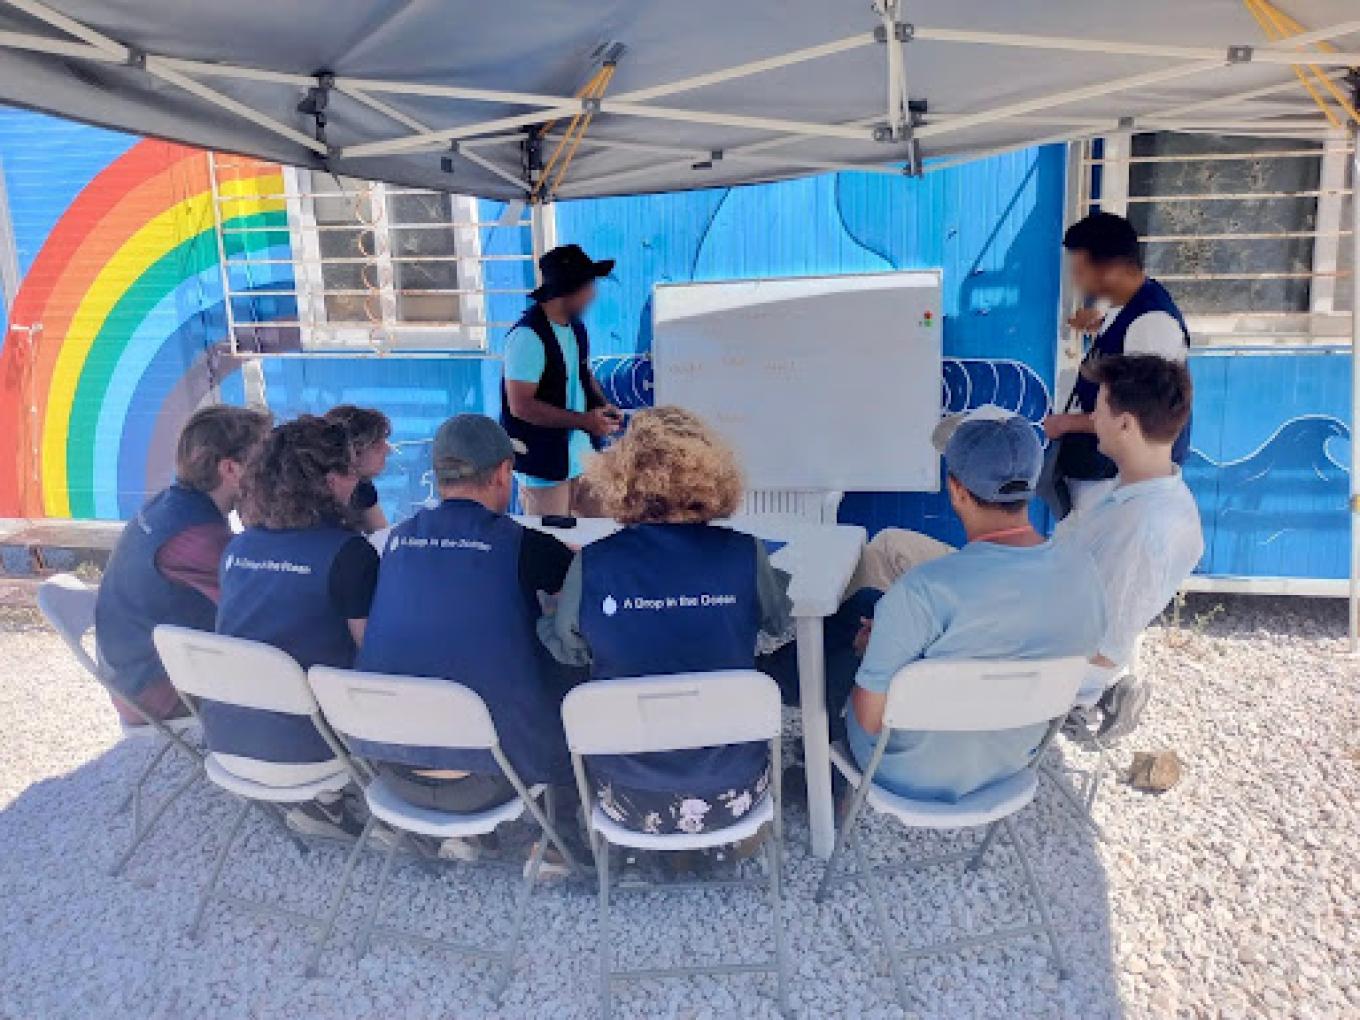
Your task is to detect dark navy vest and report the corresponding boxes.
[355,499,570,784]
[578,524,767,794]
[95,484,223,697]
[499,303,603,482]
[210,524,359,764]
[1065,278,1193,478]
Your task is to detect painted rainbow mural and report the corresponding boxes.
[0,140,293,520]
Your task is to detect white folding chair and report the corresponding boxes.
[37,574,204,876]
[152,625,366,966]
[561,671,789,1019]
[306,666,584,991]
[815,656,1087,1009]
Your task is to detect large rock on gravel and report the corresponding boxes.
[1127,750,1183,793]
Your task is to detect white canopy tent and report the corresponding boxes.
[0,0,1355,644]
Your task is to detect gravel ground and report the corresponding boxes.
[0,593,1355,1019]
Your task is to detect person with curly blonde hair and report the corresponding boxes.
[540,406,792,837]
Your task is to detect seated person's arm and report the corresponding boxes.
[1043,411,1094,438]
[350,478,388,535]
[754,541,794,639]
[536,553,592,666]
[329,537,380,650]
[157,521,233,604]
[360,503,388,534]
[849,580,939,737]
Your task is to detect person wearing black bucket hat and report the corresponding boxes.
[502,243,623,516]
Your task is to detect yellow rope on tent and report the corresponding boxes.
[1243,0,1358,128]
[531,61,617,203]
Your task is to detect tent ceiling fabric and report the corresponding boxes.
[0,0,1355,199]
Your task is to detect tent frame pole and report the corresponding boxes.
[1350,117,1360,654]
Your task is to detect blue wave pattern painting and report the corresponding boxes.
[1184,415,1351,579]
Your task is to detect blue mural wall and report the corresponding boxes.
[556,147,1067,547]
[0,110,1352,580]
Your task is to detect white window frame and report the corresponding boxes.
[1066,130,1355,350]
[280,166,489,352]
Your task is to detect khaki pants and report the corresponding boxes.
[519,476,605,517]
[845,528,956,596]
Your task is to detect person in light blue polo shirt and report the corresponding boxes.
[847,409,1107,803]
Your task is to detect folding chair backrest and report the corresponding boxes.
[561,671,780,756]
[153,625,318,716]
[308,667,498,752]
[882,656,1087,733]
[36,573,99,678]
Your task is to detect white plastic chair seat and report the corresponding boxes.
[363,774,541,838]
[830,743,1037,830]
[119,715,199,740]
[590,793,774,850]
[204,754,349,803]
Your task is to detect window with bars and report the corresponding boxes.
[1077,131,1354,344]
[212,154,537,355]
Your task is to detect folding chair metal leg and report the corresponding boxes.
[764,835,791,1017]
[966,820,1003,873]
[1039,761,1105,841]
[849,823,910,1009]
[357,829,405,959]
[109,763,202,877]
[304,815,376,978]
[596,838,613,1020]
[119,738,174,822]
[191,798,251,938]
[1003,817,1069,979]
[494,831,547,1000]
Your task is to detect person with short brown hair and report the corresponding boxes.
[539,406,792,836]
[95,404,270,724]
[324,404,392,533]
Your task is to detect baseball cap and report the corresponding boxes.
[432,414,526,482]
[931,405,1041,504]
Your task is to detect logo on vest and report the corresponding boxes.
[223,553,234,571]
[605,592,739,614]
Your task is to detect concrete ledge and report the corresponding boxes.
[0,518,122,577]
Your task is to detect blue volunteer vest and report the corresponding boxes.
[210,524,359,764]
[95,484,224,697]
[1067,278,1193,476]
[355,499,569,784]
[578,524,766,794]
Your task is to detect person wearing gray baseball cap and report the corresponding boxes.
[827,408,1109,803]
[356,413,584,873]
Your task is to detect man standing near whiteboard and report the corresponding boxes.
[1043,212,1192,518]
[501,244,622,516]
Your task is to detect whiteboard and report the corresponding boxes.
[652,270,943,492]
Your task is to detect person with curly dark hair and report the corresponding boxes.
[214,415,380,839]
[324,403,392,533]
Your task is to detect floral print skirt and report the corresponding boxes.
[595,765,772,836]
